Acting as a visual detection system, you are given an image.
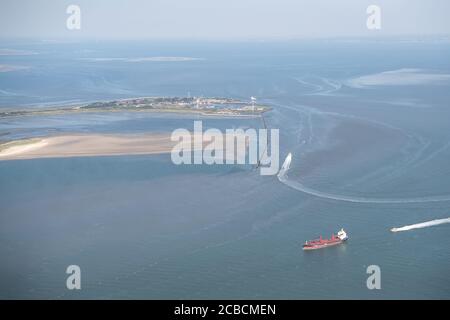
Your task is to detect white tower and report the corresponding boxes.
[251,96,256,111]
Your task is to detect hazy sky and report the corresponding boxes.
[1,0,449,40]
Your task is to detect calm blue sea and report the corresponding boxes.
[0,39,449,298]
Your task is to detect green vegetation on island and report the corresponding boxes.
[0,96,271,118]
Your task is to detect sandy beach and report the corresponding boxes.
[0,132,248,161]
[0,134,184,161]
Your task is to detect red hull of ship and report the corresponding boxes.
[302,234,346,250]
[302,239,344,250]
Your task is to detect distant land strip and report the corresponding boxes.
[0,96,270,118]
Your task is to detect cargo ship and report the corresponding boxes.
[302,228,348,250]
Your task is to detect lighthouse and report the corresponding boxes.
[250,96,256,111]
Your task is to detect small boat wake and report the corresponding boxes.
[390,218,450,232]
[277,153,450,203]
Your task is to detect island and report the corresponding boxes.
[0,96,270,118]
[0,96,270,161]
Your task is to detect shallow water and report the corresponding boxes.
[0,39,449,298]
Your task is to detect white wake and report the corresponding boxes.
[277,153,450,203]
[390,218,450,232]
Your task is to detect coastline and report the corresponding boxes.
[0,138,49,157]
[0,134,181,161]
[0,132,248,161]
[0,107,266,119]
[0,96,271,119]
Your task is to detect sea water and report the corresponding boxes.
[0,39,449,298]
